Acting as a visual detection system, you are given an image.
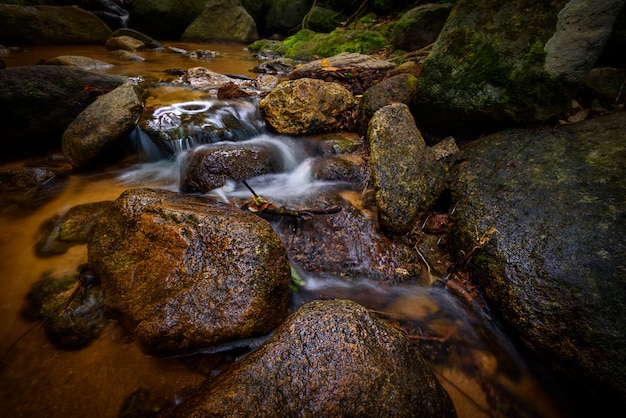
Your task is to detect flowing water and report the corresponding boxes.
[0,44,572,417]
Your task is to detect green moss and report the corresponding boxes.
[281,27,390,60]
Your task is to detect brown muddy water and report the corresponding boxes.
[0,43,572,418]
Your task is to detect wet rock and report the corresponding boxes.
[42,55,114,70]
[180,143,281,193]
[106,35,145,51]
[173,299,456,417]
[0,4,112,44]
[35,201,112,257]
[21,266,108,350]
[62,82,145,170]
[289,52,396,95]
[111,28,162,49]
[217,82,252,99]
[181,0,258,43]
[0,166,69,215]
[309,154,366,185]
[109,50,145,62]
[272,193,421,284]
[390,2,454,52]
[368,103,446,235]
[0,66,127,158]
[139,97,263,154]
[448,111,626,414]
[88,188,291,357]
[183,66,238,87]
[259,78,355,135]
[357,73,418,136]
[251,57,296,75]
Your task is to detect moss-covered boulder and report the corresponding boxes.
[413,0,623,136]
[181,0,258,43]
[390,2,454,52]
[448,111,626,415]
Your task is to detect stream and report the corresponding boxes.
[0,43,571,417]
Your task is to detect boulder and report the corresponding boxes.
[368,103,446,235]
[105,35,145,51]
[272,193,422,284]
[180,143,281,193]
[62,82,145,170]
[0,5,111,44]
[0,166,69,215]
[448,111,626,414]
[173,299,456,417]
[41,55,114,70]
[0,66,127,158]
[181,0,258,43]
[357,73,418,136]
[413,0,622,136]
[130,0,206,39]
[259,78,355,135]
[88,188,291,357]
[390,3,454,52]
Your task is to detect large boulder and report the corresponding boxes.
[413,0,624,136]
[0,66,128,158]
[368,103,446,236]
[88,188,291,357]
[0,4,112,44]
[130,0,206,39]
[173,299,457,417]
[62,82,145,170]
[448,111,626,414]
[259,78,356,135]
[181,0,258,43]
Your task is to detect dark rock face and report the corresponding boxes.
[0,66,127,158]
[449,111,626,413]
[173,299,457,418]
[88,188,291,356]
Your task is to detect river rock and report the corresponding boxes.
[368,103,446,236]
[0,66,128,158]
[357,73,418,137]
[21,267,107,350]
[34,201,112,257]
[414,0,610,136]
[87,188,291,357]
[0,4,112,44]
[42,55,114,70]
[259,78,356,135]
[0,166,69,215]
[105,35,145,51]
[173,299,456,417]
[62,82,145,170]
[289,52,396,95]
[272,193,422,284]
[111,28,162,49]
[180,142,281,193]
[448,111,626,415]
[181,0,258,43]
[390,2,454,52]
